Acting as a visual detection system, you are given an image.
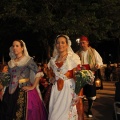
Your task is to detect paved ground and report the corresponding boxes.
[84,81,116,120]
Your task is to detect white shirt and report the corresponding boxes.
[81,49,103,66]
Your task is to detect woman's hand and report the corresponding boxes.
[72,96,81,106]
[22,86,34,92]
[72,95,84,106]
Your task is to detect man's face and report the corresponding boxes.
[79,40,89,50]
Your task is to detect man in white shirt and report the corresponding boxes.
[76,35,103,118]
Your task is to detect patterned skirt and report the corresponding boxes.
[1,86,48,120]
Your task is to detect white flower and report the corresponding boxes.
[74,70,95,94]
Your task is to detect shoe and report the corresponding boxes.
[87,110,93,118]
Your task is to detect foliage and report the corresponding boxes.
[0,72,10,87]
[0,0,120,62]
[0,0,119,39]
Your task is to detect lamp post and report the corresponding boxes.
[76,38,81,52]
[76,38,80,45]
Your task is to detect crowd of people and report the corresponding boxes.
[105,63,120,81]
[0,35,104,120]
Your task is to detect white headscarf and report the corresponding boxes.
[52,35,74,57]
[9,40,30,59]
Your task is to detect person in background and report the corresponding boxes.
[42,62,53,114]
[76,35,103,118]
[0,64,9,101]
[37,63,48,99]
[48,34,84,120]
[0,83,3,100]
[0,64,10,120]
[43,63,49,79]
[115,79,120,102]
[117,63,120,81]
[1,40,47,120]
[42,63,49,91]
[0,64,9,73]
[105,63,112,81]
[114,79,120,119]
[37,63,45,97]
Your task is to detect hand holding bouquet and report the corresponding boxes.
[75,70,95,94]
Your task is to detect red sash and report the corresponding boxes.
[82,64,90,70]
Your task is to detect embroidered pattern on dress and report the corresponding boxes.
[16,89,27,119]
[68,109,77,120]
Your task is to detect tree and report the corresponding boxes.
[0,0,120,62]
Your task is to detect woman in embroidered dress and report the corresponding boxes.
[1,40,47,120]
[48,35,83,120]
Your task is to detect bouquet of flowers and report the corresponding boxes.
[75,70,95,94]
[0,72,11,87]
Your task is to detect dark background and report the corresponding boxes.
[0,0,120,64]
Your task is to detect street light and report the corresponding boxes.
[76,38,80,45]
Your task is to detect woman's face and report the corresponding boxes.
[2,66,8,73]
[12,41,24,56]
[56,37,68,53]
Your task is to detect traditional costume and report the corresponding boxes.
[1,40,47,120]
[76,35,103,118]
[48,35,81,120]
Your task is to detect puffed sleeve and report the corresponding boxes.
[35,72,44,78]
[27,59,41,83]
[28,58,38,74]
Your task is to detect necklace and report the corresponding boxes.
[56,53,67,72]
[15,55,23,62]
[16,55,23,59]
[58,53,68,61]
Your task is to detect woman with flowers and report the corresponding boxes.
[48,35,84,120]
[1,40,47,120]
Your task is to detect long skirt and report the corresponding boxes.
[48,79,78,120]
[1,86,48,120]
